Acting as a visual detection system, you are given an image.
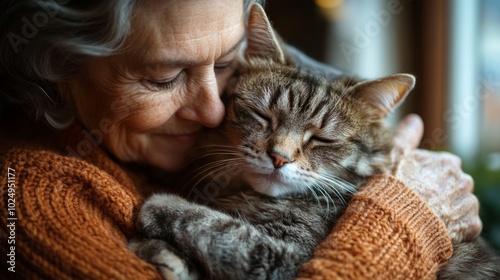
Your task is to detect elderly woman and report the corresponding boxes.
[0,0,481,279]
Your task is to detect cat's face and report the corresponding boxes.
[224,64,394,196]
[219,4,415,197]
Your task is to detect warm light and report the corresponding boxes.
[315,0,343,21]
[315,0,342,9]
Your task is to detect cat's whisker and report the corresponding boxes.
[304,185,322,210]
[295,169,336,213]
[186,144,241,158]
[198,163,243,192]
[311,183,335,215]
[314,176,351,207]
[186,161,244,199]
[189,158,245,180]
[182,163,231,193]
[190,144,241,151]
[316,181,343,209]
[308,186,333,222]
[299,169,353,203]
[319,173,357,194]
[181,164,230,188]
[190,148,243,157]
[185,156,245,174]
[191,152,243,161]
[180,148,242,168]
[183,159,246,191]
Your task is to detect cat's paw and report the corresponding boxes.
[152,248,198,280]
[129,238,199,280]
[137,193,193,237]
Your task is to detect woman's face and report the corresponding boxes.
[66,0,245,170]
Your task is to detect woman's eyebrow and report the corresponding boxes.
[141,36,245,69]
[222,36,245,57]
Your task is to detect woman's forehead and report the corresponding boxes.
[123,0,245,68]
[132,0,244,40]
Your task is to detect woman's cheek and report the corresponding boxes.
[115,102,175,132]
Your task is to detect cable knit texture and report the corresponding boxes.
[296,175,453,280]
[0,122,452,279]
[1,123,162,279]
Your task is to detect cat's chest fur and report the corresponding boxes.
[207,188,339,244]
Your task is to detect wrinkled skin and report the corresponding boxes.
[62,0,244,171]
[390,114,482,243]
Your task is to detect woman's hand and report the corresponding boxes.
[390,114,482,243]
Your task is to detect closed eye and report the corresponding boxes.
[214,64,231,72]
[251,110,272,125]
[310,135,336,144]
[144,73,182,91]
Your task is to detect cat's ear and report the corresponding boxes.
[351,74,415,116]
[245,4,286,64]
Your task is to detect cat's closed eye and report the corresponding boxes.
[250,109,272,129]
[302,132,332,147]
[309,135,335,145]
[302,130,336,146]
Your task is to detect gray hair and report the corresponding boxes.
[0,0,265,128]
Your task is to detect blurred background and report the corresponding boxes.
[0,0,497,251]
[266,0,500,250]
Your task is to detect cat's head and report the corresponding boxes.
[222,4,415,197]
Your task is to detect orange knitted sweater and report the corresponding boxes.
[0,122,452,279]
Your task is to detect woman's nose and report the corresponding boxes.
[176,68,225,127]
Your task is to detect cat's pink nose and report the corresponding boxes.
[270,153,291,169]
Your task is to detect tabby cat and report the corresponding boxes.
[130,4,499,280]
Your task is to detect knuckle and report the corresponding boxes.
[471,195,480,211]
[459,173,474,192]
[452,155,462,167]
[441,153,462,166]
[475,218,483,234]
[466,218,483,241]
[412,149,426,160]
[462,194,480,212]
[462,173,473,184]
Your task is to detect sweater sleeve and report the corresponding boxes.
[296,174,453,280]
[0,148,162,280]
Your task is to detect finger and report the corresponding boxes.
[444,152,462,168]
[467,217,483,241]
[464,196,482,241]
[393,114,424,151]
[459,173,474,193]
[462,173,474,193]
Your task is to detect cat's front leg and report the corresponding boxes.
[136,194,234,279]
[137,193,304,280]
[137,194,220,241]
[128,238,199,280]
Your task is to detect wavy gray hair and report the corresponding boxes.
[0,0,265,128]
